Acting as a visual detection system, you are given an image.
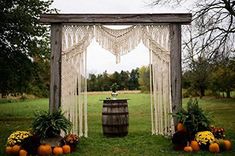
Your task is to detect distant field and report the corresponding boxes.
[87,90,141,95]
[0,93,235,155]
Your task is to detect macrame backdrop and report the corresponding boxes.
[61,24,175,137]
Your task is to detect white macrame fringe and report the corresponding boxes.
[61,24,175,137]
[95,25,142,63]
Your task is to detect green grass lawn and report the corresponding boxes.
[0,94,235,155]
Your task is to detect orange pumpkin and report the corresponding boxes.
[5,146,13,155]
[45,144,52,154]
[62,145,71,154]
[19,149,28,156]
[184,146,193,152]
[38,144,52,156]
[224,140,232,151]
[176,122,186,132]
[12,145,21,154]
[209,143,220,153]
[191,140,200,152]
[53,146,63,155]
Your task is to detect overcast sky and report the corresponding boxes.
[52,0,189,74]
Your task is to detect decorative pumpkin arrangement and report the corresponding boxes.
[5,134,79,156]
[172,99,233,154]
[5,110,80,156]
[6,143,73,156]
[5,134,78,156]
[173,126,233,154]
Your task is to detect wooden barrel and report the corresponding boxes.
[102,99,129,137]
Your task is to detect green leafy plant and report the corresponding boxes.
[173,98,212,136]
[32,110,72,139]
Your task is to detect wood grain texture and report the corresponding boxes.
[102,100,129,137]
[50,24,62,113]
[40,13,192,25]
[170,24,182,126]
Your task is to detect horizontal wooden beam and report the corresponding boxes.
[40,13,192,25]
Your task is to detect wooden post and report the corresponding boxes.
[170,24,182,126]
[50,24,62,113]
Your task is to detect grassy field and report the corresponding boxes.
[0,93,235,155]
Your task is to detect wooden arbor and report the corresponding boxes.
[40,13,192,125]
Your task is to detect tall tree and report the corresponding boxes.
[187,56,211,97]
[138,66,150,92]
[0,0,56,96]
[151,0,235,58]
[110,71,121,89]
[102,71,112,91]
[128,68,140,90]
[87,74,97,91]
[119,70,130,90]
[210,57,235,98]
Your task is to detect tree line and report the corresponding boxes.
[88,56,235,98]
[87,66,150,92]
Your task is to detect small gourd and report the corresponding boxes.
[62,145,71,154]
[209,143,220,153]
[53,146,63,155]
[184,142,193,152]
[19,149,28,156]
[176,122,186,132]
[224,140,232,151]
[12,145,21,154]
[5,146,13,155]
[38,144,52,156]
[191,140,200,151]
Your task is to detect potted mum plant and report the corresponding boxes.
[32,109,72,146]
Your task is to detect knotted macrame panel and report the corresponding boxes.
[61,25,93,137]
[141,25,174,136]
[95,25,142,63]
[149,51,174,136]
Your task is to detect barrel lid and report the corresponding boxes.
[100,99,129,102]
